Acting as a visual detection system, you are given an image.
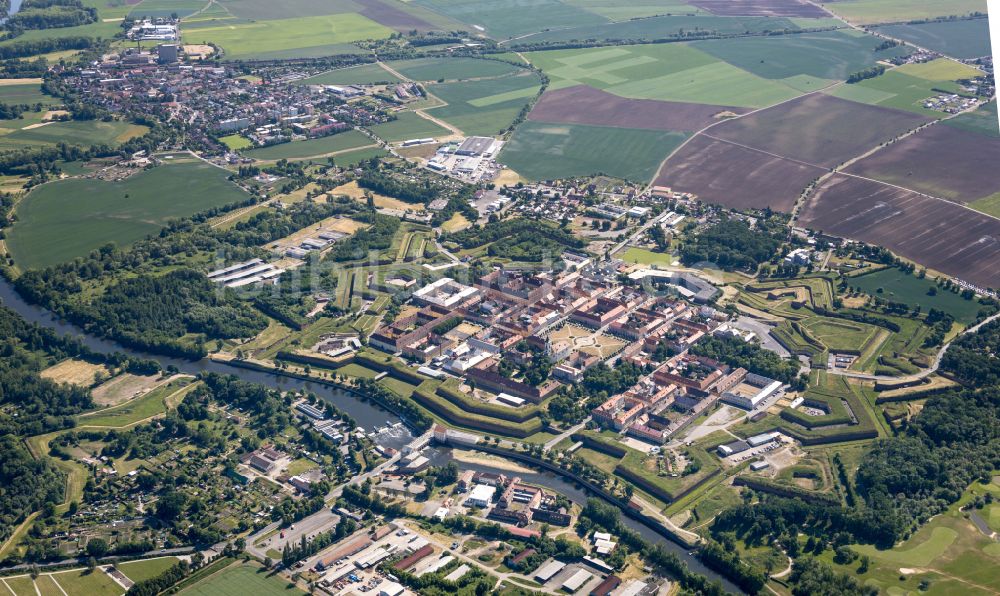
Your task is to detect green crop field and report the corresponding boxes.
[118,557,181,583]
[875,18,991,60]
[129,0,208,18]
[386,57,521,81]
[848,268,986,324]
[412,0,608,39]
[366,112,450,142]
[518,13,802,45]
[527,43,801,108]
[694,30,911,85]
[500,121,686,182]
[7,157,250,269]
[944,100,998,138]
[817,0,987,25]
[0,83,60,105]
[215,0,360,20]
[178,561,304,596]
[561,0,705,20]
[425,73,542,136]
[296,64,399,86]
[245,130,373,160]
[0,120,148,150]
[182,13,392,60]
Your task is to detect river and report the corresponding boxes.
[0,274,739,591]
[426,447,742,593]
[0,275,413,448]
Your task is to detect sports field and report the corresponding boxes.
[214,0,359,20]
[848,267,988,325]
[817,0,986,24]
[182,13,392,60]
[7,157,250,269]
[693,30,911,85]
[297,64,399,86]
[386,57,521,81]
[425,73,542,136]
[0,120,148,150]
[527,43,801,108]
[366,112,450,142]
[621,247,674,266]
[875,18,991,60]
[220,134,252,151]
[245,130,373,160]
[178,561,304,595]
[500,121,687,182]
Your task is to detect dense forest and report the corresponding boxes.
[680,217,784,272]
[6,0,97,31]
[940,318,1000,385]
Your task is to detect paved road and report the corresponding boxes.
[543,417,590,452]
[731,316,790,358]
[828,309,1000,382]
[246,430,433,560]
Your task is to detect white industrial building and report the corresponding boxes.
[534,560,566,583]
[562,569,593,593]
[465,484,496,508]
[412,278,479,308]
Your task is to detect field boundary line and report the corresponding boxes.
[0,578,14,596]
[646,77,844,188]
[47,574,68,596]
[375,62,465,138]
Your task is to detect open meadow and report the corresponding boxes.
[7,157,250,269]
